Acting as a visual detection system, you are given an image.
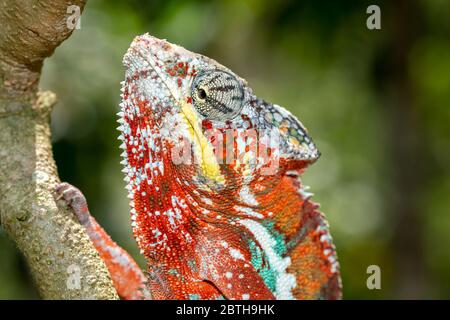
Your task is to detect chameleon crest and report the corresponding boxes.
[117,33,341,299]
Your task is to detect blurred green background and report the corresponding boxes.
[1,0,450,299]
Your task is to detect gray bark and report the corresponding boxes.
[0,0,119,299]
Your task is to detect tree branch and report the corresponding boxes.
[0,0,119,299]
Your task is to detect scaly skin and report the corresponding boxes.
[58,33,341,300]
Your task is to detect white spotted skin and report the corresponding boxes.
[229,247,245,260]
[234,205,264,219]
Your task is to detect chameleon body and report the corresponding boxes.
[57,33,341,300]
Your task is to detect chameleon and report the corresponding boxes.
[55,33,341,300]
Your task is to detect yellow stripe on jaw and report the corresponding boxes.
[179,100,225,185]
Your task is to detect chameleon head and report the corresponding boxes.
[119,34,341,300]
[121,33,320,192]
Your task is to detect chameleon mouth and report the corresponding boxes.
[260,102,321,165]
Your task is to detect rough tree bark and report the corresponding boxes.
[0,0,118,299]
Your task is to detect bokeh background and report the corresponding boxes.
[1,0,450,299]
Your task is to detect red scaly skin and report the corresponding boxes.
[57,33,342,300]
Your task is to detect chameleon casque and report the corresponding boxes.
[56,33,341,300]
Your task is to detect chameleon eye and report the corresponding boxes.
[191,70,244,121]
[197,88,207,100]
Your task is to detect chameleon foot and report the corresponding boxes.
[55,182,151,300]
[55,182,91,225]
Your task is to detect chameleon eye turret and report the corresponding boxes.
[191,70,244,121]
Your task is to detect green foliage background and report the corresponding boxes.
[1,0,450,299]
